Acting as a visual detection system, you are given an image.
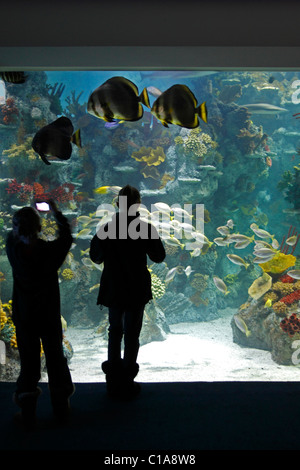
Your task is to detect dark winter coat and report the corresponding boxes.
[5,211,73,328]
[89,212,166,308]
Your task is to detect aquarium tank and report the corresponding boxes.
[0,69,300,383]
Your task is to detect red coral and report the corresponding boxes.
[279,274,295,284]
[33,182,46,199]
[280,313,300,337]
[6,178,22,194]
[6,179,75,204]
[280,290,300,305]
[0,97,18,124]
[47,183,75,203]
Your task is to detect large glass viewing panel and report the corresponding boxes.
[1,48,300,382]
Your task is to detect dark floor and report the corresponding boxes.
[1,381,300,452]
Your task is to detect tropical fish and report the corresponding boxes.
[87,76,150,123]
[94,185,122,195]
[264,298,273,308]
[242,103,288,115]
[217,225,231,236]
[254,240,273,249]
[184,266,194,277]
[234,314,251,337]
[76,228,92,239]
[253,256,274,264]
[147,86,163,98]
[89,283,100,293]
[228,234,254,243]
[0,71,26,83]
[61,316,67,331]
[165,266,179,283]
[253,247,277,257]
[286,235,298,246]
[234,239,253,249]
[226,219,235,229]
[151,84,207,129]
[164,236,184,249]
[272,239,280,249]
[190,247,201,257]
[82,258,102,270]
[171,206,193,221]
[77,215,93,225]
[266,156,272,167]
[250,223,274,239]
[153,202,172,215]
[104,119,124,129]
[213,237,231,246]
[286,270,300,280]
[32,116,81,165]
[226,254,250,269]
[213,276,229,295]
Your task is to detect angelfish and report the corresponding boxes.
[151,84,207,129]
[87,76,150,123]
[32,116,81,165]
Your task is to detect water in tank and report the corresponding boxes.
[0,69,300,383]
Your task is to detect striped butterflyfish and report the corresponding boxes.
[87,76,150,123]
[151,84,208,129]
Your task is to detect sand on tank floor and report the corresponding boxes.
[45,308,300,383]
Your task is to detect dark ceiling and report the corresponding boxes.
[0,0,299,47]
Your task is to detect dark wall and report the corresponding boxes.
[1,0,299,47]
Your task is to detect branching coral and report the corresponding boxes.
[279,290,300,305]
[3,137,37,160]
[0,97,18,125]
[184,128,216,160]
[272,281,295,296]
[40,219,58,241]
[272,301,287,315]
[6,179,75,204]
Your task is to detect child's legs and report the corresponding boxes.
[108,307,124,363]
[15,325,41,394]
[41,320,73,396]
[123,306,144,367]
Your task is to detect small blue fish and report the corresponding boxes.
[104,119,123,129]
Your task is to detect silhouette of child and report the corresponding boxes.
[90,185,166,398]
[6,201,74,428]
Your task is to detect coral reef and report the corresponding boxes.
[0,300,17,349]
[61,268,75,281]
[150,273,166,300]
[3,137,37,160]
[0,98,19,125]
[278,165,300,211]
[6,179,75,204]
[280,313,300,337]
